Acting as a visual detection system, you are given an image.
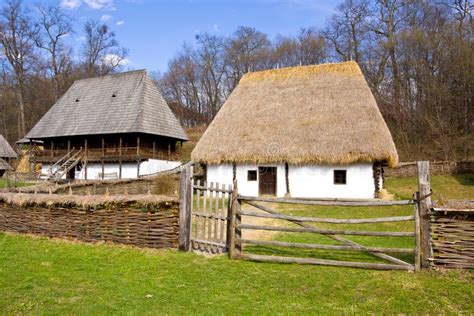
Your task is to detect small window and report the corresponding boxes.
[75,98,80,102]
[247,170,257,181]
[112,94,117,97]
[334,170,347,185]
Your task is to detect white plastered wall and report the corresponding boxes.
[42,159,181,180]
[206,163,379,199]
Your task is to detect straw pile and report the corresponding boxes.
[192,61,398,167]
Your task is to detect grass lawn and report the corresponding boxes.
[0,178,34,188]
[0,174,473,314]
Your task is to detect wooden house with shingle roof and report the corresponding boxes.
[192,61,398,199]
[0,135,16,176]
[26,70,187,180]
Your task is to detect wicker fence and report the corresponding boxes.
[385,160,473,177]
[430,201,474,269]
[0,193,179,249]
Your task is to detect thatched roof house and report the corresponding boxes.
[0,135,17,159]
[192,61,398,198]
[192,61,397,167]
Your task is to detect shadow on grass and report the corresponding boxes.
[453,174,474,186]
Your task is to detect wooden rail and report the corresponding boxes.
[237,239,415,254]
[238,195,415,206]
[238,210,415,224]
[236,254,414,271]
[237,224,415,237]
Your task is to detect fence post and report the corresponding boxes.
[417,161,432,269]
[179,166,192,251]
[228,179,238,258]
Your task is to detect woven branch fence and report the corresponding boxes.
[431,201,474,269]
[0,193,179,249]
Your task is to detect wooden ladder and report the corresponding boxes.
[44,149,83,181]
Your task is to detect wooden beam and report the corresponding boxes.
[101,138,105,180]
[238,239,415,254]
[285,162,290,197]
[239,195,414,206]
[417,161,432,269]
[238,209,415,224]
[152,141,156,159]
[84,139,88,180]
[228,178,238,258]
[119,137,122,179]
[237,254,414,271]
[179,166,192,251]
[237,224,415,237]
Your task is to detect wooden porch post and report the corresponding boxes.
[29,139,33,173]
[84,139,88,180]
[119,137,122,179]
[152,141,156,159]
[50,141,54,158]
[136,136,140,177]
[285,162,290,197]
[101,138,105,180]
[417,161,432,269]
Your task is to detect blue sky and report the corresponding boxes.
[37,0,342,72]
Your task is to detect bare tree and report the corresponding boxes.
[0,0,37,138]
[81,20,128,76]
[224,26,272,91]
[324,0,371,63]
[34,4,73,98]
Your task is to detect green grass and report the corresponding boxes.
[0,178,34,188]
[385,174,474,200]
[0,174,473,314]
[0,233,472,314]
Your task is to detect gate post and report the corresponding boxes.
[179,165,193,251]
[416,161,432,269]
[228,179,238,258]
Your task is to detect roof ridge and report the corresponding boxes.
[240,61,361,83]
[74,69,147,83]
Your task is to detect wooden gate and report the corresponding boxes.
[180,161,432,271]
[190,179,233,253]
[229,195,419,271]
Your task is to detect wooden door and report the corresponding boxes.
[259,167,277,196]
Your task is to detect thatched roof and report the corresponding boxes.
[26,70,187,141]
[0,158,12,171]
[0,135,17,159]
[192,61,398,167]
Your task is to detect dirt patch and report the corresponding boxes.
[240,202,281,241]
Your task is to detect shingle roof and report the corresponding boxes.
[192,61,398,167]
[0,158,12,171]
[0,135,17,159]
[26,70,188,140]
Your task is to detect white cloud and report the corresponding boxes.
[116,20,125,26]
[103,54,129,66]
[60,0,81,9]
[84,0,115,10]
[100,14,113,21]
